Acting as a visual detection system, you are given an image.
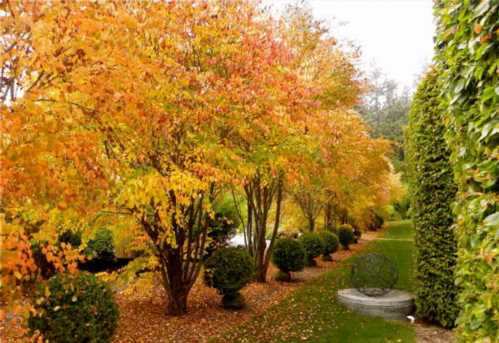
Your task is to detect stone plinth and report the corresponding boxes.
[337,288,414,320]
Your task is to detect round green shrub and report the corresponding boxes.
[28,272,119,343]
[204,247,254,309]
[86,228,115,262]
[319,232,339,261]
[298,232,323,266]
[338,224,355,250]
[271,238,306,281]
[57,230,82,248]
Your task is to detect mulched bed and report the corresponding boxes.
[113,232,379,343]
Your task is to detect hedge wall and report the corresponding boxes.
[434,0,498,341]
[406,67,458,328]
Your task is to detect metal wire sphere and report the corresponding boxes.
[350,253,399,297]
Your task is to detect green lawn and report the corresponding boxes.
[213,221,416,343]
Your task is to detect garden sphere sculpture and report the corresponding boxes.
[350,253,398,297]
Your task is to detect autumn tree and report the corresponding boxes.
[279,5,395,233]
[232,4,367,281]
[0,0,304,314]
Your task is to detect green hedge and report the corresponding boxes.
[28,273,119,343]
[434,1,498,341]
[406,67,458,328]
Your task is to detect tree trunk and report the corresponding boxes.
[159,250,191,316]
[261,175,284,282]
[255,264,267,282]
[244,172,284,283]
[308,216,315,232]
[166,287,188,315]
[324,201,333,230]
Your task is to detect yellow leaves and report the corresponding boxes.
[116,168,210,246]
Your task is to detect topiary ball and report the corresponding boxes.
[298,232,324,266]
[28,272,119,343]
[338,224,355,250]
[319,232,339,261]
[204,247,254,309]
[271,238,306,281]
[350,253,399,297]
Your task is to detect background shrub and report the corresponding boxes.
[319,232,339,261]
[367,212,384,231]
[57,230,82,248]
[86,228,115,263]
[434,2,498,340]
[204,247,254,309]
[298,232,323,266]
[338,224,355,250]
[393,197,410,219]
[28,272,119,343]
[271,238,306,281]
[406,67,458,328]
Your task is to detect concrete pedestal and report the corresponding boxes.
[337,288,414,320]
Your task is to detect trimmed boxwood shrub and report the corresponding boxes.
[435,1,498,339]
[338,224,355,250]
[319,232,339,261]
[406,67,458,329]
[204,247,254,309]
[28,272,118,343]
[298,232,323,266]
[271,238,306,281]
[86,228,115,263]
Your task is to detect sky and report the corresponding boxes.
[269,0,436,91]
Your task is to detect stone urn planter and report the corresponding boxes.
[337,288,414,320]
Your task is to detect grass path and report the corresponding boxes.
[212,221,416,343]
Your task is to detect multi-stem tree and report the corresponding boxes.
[0,0,303,314]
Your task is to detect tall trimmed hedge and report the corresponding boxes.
[434,1,498,341]
[406,67,458,328]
